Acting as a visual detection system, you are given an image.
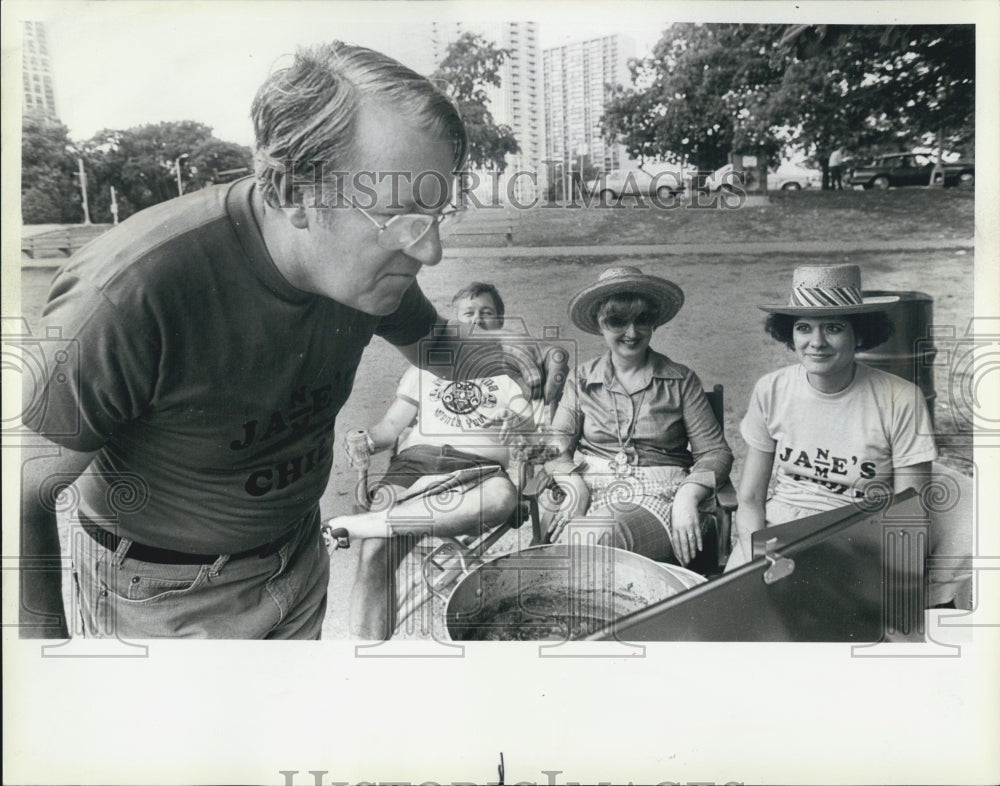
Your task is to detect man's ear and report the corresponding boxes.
[277,176,311,229]
[286,204,309,229]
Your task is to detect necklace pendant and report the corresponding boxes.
[613,450,632,478]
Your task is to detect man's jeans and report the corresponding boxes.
[71,509,329,638]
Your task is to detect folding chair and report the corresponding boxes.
[346,414,547,601]
[690,384,738,574]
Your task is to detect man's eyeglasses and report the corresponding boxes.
[352,202,466,250]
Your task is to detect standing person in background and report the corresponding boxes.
[829,147,846,190]
[19,41,513,639]
[819,151,831,190]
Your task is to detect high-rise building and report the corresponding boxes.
[543,35,635,176]
[426,21,546,203]
[22,21,58,120]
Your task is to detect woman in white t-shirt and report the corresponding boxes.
[726,264,937,569]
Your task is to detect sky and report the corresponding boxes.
[19,1,667,147]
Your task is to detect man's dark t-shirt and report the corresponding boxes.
[26,178,436,552]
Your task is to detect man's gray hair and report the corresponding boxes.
[251,41,468,207]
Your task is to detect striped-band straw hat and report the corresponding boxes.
[758,264,898,316]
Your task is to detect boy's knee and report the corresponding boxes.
[487,478,518,517]
[358,537,389,561]
[355,537,412,574]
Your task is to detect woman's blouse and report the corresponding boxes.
[550,350,733,491]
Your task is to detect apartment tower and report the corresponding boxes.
[543,35,635,177]
[23,21,58,120]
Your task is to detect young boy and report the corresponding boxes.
[327,283,541,639]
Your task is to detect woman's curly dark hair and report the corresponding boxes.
[765,312,894,351]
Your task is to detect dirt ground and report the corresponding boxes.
[321,247,974,497]
[18,238,975,640]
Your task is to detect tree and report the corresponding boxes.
[78,121,252,222]
[602,24,786,173]
[781,25,976,156]
[601,24,975,171]
[774,25,975,156]
[21,115,82,223]
[431,32,520,172]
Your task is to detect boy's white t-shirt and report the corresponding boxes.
[395,367,538,463]
[741,363,937,513]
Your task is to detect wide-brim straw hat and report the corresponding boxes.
[759,264,899,316]
[569,266,684,335]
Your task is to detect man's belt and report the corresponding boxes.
[79,513,298,565]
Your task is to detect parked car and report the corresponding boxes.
[847,152,974,189]
[767,163,823,190]
[701,162,821,192]
[585,167,690,200]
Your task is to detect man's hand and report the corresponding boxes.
[492,407,537,446]
[546,511,572,543]
[21,443,98,639]
[541,345,570,407]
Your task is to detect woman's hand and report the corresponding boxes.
[723,534,752,572]
[542,472,590,543]
[546,511,573,543]
[724,447,774,571]
[669,486,704,565]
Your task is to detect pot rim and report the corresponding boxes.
[441,542,707,641]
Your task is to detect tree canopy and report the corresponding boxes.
[601,23,975,171]
[21,119,252,224]
[603,24,787,172]
[77,121,252,222]
[431,32,521,172]
[21,116,82,223]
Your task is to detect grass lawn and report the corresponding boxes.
[456,187,975,246]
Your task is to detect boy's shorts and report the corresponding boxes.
[379,444,507,490]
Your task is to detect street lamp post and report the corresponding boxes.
[76,157,92,225]
[175,153,189,197]
[576,143,589,197]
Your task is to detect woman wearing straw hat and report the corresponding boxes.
[543,266,733,568]
[725,263,938,569]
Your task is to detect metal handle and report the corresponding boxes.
[762,537,795,584]
[421,537,477,601]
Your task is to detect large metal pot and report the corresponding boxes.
[443,543,705,641]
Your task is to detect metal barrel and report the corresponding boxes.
[857,290,937,422]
